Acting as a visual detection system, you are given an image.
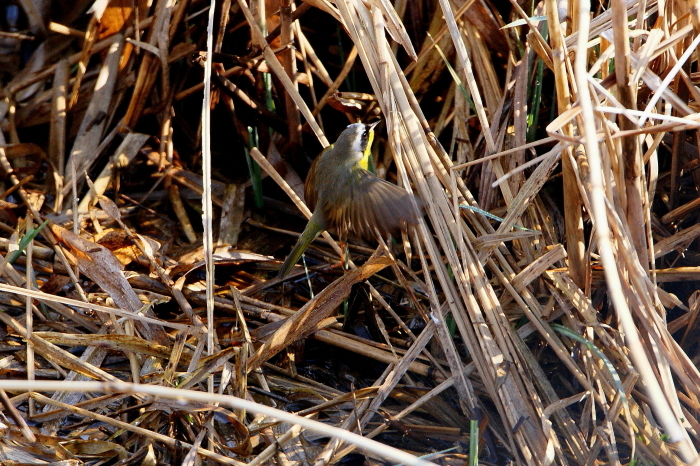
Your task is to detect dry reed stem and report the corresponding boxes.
[3,0,700,464]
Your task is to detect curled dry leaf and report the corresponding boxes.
[94,228,140,266]
[49,223,169,344]
[211,409,252,456]
[61,439,128,460]
[0,430,76,462]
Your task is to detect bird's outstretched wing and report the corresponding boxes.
[322,169,422,240]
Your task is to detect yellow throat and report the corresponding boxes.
[358,126,375,171]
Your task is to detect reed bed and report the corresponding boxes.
[0,0,699,464]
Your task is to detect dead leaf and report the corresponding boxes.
[94,228,140,266]
[34,332,191,364]
[62,439,128,460]
[0,312,121,381]
[179,347,239,389]
[246,256,393,372]
[211,409,252,456]
[50,223,169,343]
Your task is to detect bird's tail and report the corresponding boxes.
[278,217,324,278]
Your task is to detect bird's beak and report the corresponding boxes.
[367,120,381,131]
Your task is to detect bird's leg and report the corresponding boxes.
[332,234,349,273]
[324,239,348,273]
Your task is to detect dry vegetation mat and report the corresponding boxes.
[1,0,700,464]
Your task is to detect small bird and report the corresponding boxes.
[278,121,421,278]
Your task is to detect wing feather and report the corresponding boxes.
[320,169,421,240]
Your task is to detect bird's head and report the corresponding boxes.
[335,121,380,170]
